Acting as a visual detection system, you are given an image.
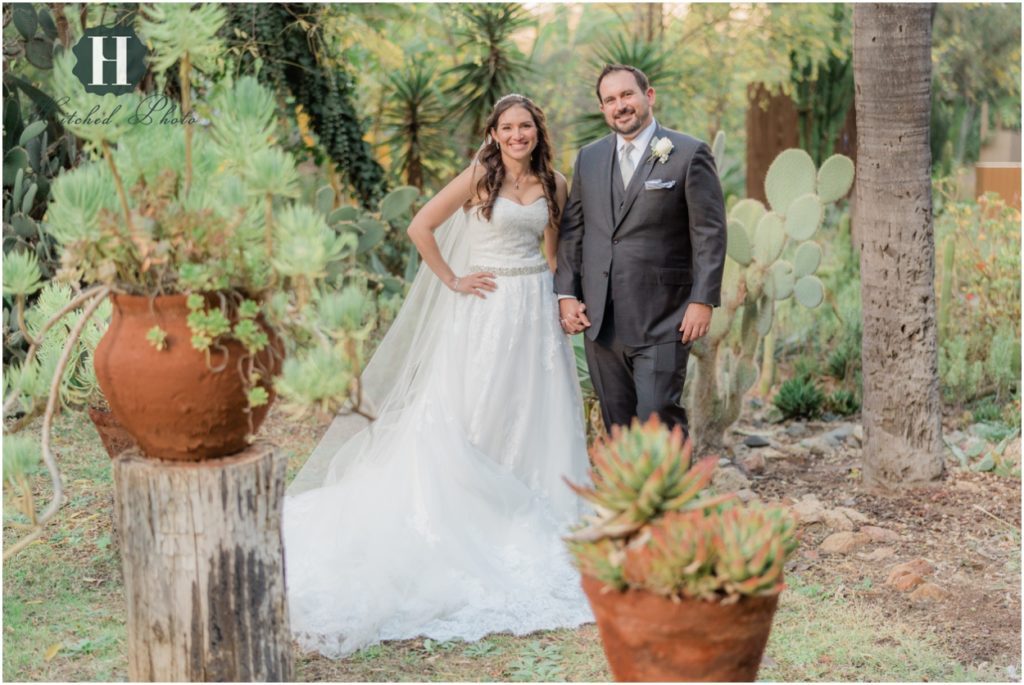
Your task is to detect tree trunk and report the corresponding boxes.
[745,83,800,204]
[836,102,862,254]
[853,3,944,488]
[112,442,293,681]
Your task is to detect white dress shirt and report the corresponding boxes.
[558,118,659,301]
[616,117,659,183]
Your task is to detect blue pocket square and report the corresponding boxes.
[644,179,676,190]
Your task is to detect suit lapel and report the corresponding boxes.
[613,125,663,234]
[601,134,618,230]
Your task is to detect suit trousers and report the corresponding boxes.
[583,299,691,435]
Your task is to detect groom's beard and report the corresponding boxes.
[608,106,650,136]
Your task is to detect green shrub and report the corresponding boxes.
[826,319,862,381]
[774,376,825,420]
[970,397,1003,424]
[826,389,860,416]
[793,356,822,380]
[934,189,1020,405]
[939,336,984,402]
[963,404,1020,440]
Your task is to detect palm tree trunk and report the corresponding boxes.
[854,3,944,488]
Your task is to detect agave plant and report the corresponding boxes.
[444,3,534,141]
[565,416,798,602]
[383,65,449,189]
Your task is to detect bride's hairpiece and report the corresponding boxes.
[494,93,530,108]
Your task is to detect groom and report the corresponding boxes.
[556,64,726,436]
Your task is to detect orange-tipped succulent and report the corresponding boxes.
[565,415,798,602]
[713,502,797,599]
[565,415,719,542]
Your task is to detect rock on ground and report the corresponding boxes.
[861,525,900,543]
[791,494,826,523]
[886,558,935,585]
[712,465,751,492]
[910,582,951,603]
[891,572,925,592]
[819,531,871,554]
[857,547,896,562]
[741,452,766,474]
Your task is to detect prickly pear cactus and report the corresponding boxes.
[688,140,854,456]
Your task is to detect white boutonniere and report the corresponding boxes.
[648,136,674,164]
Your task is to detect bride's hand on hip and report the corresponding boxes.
[451,272,497,298]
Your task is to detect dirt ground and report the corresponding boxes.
[741,413,1021,674]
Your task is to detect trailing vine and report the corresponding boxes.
[223,4,388,209]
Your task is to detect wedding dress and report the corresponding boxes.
[282,197,594,659]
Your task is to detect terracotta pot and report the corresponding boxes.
[93,293,283,461]
[581,574,780,682]
[87,406,138,459]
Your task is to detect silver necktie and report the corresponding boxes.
[619,142,635,187]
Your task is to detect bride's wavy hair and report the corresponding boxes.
[474,94,560,230]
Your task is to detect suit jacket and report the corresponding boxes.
[555,124,727,347]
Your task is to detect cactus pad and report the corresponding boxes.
[720,258,742,308]
[756,293,774,336]
[753,212,785,265]
[745,266,766,299]
[793,241,822,278]
[784,193,823,241]
[730,198,766,242]
[765,149,815,215]
[770,260,795,300]
[727,218,752,265]
[794,274,825,308]
[708,307,732,340]
[736,358,759,395]
[711,131,726,173]
[817,154,855,203]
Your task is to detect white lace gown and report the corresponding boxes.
[283,197,594,658]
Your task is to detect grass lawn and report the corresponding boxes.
[2,408,1014,682]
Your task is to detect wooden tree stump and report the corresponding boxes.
[112,441,293,681]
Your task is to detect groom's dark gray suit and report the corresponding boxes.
[555,123,726,433]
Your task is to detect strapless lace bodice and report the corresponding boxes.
[466,197,548,269]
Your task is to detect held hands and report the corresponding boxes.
[450,272,497,298]
[679,302,713,343]
[559,298,591,335]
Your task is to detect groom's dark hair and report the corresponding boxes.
[595,64,650,102]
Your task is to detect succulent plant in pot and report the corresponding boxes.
[2,5,417,557]
[565,416,798,682]
[0,273,136,458]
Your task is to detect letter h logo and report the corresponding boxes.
[90,35,130,86]
[72,26,147,95]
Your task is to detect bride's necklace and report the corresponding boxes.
[508,169,530,190]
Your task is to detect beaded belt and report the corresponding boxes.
[467,263,548,276]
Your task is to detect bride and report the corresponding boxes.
[283,94,593,658]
